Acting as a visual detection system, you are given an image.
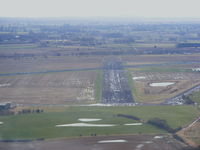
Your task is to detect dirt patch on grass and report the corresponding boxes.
[178,121,200,147]
[130,72,200,103]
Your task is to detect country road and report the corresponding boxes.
[163,84,200,105]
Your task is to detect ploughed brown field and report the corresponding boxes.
[178,121,200,147]
[0,134,189,150]
[0,71,97,104]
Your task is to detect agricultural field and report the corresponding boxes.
[0,71,97,105]
[0,55,103,105]
[125,58,200,103]
[0,105,199,140]
[176,90,200,147]
[1,54,200,105]
[0,134,189,150]
[122,54,200,64]
[128,71,200,103]
[0,55,102,74]
[188,90,200,105]
[1,19,200,150]
[178,121,200,147]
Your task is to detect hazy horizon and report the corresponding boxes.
[1,0,200,18]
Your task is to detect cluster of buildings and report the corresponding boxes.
[192,68,200,72]
[0,102,13,110]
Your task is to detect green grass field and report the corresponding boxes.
[126,66,195,103]
[126,70,140,102]
[94,70,103,103]
[0,44,38,50]
[188,90,200,105]
[135,66,190,73]
[101,43,175,49]
[126,69,159,103]
[0,105,199,140]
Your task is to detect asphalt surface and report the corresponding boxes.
[102,59,134,103]
[163,83,200,105]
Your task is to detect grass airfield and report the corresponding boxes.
[0,105,199,140]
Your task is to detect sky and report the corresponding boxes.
[0,0,200,18]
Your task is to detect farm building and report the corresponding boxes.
[0,102,12,110]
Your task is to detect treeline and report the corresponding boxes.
[116,114,141,121]
[177,43,200,48]
[1,47,200,60]
[0,109,44,116]
[181,146,200,150]
[182,95,195,105]
[0,110,14,116]
[18,109,44,115]
[147,118,182,133]
[0,138,45,142]
[117,115,182,133]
